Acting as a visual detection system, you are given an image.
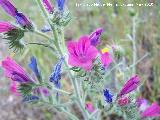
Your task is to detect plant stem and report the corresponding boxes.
[35,0,90,119]
[132,16,137,74]
[35,0,50,24]
[34,30,52,40]
[61,108,79,120]
[56,28,90,119]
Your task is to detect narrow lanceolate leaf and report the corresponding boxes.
[3,28,25,51]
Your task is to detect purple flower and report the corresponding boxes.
[42,0,54,13]
[56,0,65,11]
[28,56,41,79]
[67,36,98,71]
[0,0,33,30]
[15,12,33,30]
[22,95,39,102]
[103,89,113,103]
[118,75,140,97]
[34,87,50,97]
[89,28,103,46]
[1,57,32,83]
[0,0,17,17]
[136,97,149,112]
[0,21,15,33]
[50,57,64,88]
[141,102,160,118]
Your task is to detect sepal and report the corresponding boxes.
[3,28,25,51]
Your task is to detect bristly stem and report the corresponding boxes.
[57,29,90,119]
[35,0,90,119]
[132,16,137,74]
[34,30,52,40]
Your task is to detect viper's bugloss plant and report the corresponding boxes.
[0,0,158,120]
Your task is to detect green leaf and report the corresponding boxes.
[3,28,25,51]
[18,83,35,96]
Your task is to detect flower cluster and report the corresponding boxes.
[1,56,63,102]
[67,28,112,71]
[0,0,159,119]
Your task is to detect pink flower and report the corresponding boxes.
[118,97,129,106]
[141,102,160,118]
[100,48,112,68]
[0,21,15,33]
[42,0,54,13]
[85,102,95,113]
[67,35,98,71]
[9,81,20,96]
[118,75,140,97]
[1,57,32,83]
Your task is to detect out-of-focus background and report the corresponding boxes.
[0,0,159,120]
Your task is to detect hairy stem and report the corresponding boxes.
[132,17,137,74]
[34,30,52,40]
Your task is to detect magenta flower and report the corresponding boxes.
[141,102,160,118]
[0,21,15,33]
[118,75,140,97]
[1,57,32,83]
[118,97,129,106]
[67,36,98,71]
[9,81,20,96]
[0,0,17,17]
[42,0,54,13]
[100,48,112,68]
[89,28,103,46]
[85,102,95,113]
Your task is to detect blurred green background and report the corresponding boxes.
[0,0,159,119]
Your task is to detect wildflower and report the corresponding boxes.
[56,0,65,11]
[67,36,98,71]
[22,95,39,102]
[100,48,112,68]
[0,0,17,17]
[42,0,54,13]
[0,21,15,33]
[118,97,129,106]
[118,75,140,97]
[9,81,20,96]
[136,97,149,112]
[103,89,113,103]
[0,0,33,30]
[15,12,33,30]
[34,87,49,97]
[141,102,160,118]
[1,57,32,83]
[89,28,103,46]
[41,25,51,32]
[28,56,41,79]
[50,57,64,88]
[85,102,95,113]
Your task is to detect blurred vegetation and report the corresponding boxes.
[0,0,160,119]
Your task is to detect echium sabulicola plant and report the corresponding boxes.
[0,0,160,120]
